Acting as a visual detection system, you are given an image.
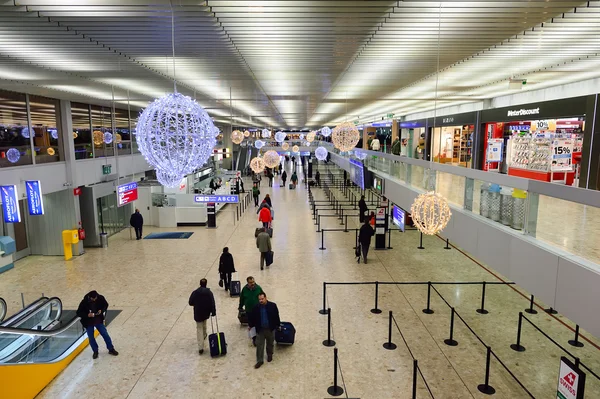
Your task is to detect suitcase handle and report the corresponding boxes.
[210,315,220,334]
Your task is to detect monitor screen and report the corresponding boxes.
[392,205,405,232]
[349,159,365,189]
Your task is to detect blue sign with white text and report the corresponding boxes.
[1,185,21,223]
[25,180,44,216]
[392,205,405,232]
[194,195,239,203]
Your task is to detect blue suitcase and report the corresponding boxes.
[209,316,227,357]
[275,321,295,345]
[265,250,274,267]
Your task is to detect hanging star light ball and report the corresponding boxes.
[250,156,266,173]
[135,92,216,177]
[21,127,30,139]
[315,146,328,161]
[263,150,280,168]
[299,133,305,140]
[104,132,113,144]
[292,145,300,153]
[306,131,316,143]
[282,142,290,151]
[47,147,55,156]
[254,139,265,149]
[410,191,452,235]
[321,126,332,137]
[261,128,271,138]
[49,129,59,140]
[116,133,123,144]
[274,131,287,143]
[354,150,368,160]
[6,148,20,163]
[332,122,360,152]
[244,130,250,137]
[93,130,104,147]
[231,130,244,145]
[156,169,184,188]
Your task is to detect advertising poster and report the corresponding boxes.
[486,138,503,163]
[556,357,585,399]
[552,139,574,171]
[392,206,405,232]
[1,185,21,223]
[117,182,138,207]
[25,180,44,215]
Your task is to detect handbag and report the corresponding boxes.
[218,279,224,287]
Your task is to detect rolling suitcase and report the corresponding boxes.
[289,183,295,190]
[209,316,227,357]
[275,322,295,345]
[238,310,248,325]
[230,273,241,297]
[265,250,274,267]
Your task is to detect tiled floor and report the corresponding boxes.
[1,161,600,398]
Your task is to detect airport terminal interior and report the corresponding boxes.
[1,1,600,398]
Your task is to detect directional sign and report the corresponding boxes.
[25,180,44,215]
[117,182,138,207]
[1,185,21,223]
[194,195,239,203]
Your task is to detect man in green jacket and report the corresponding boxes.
[239,276,263,345]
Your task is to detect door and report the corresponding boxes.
[13,200,30,260]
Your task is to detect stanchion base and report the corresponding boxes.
[323,339,336,347]
[545,308,558,315]
[386,246,393,249]
[319,247,326,251]
[444,247,451,250]
[344,230,349,233]
[383,342,397,350]
[327,386,344,397]
[319,309,328,315]
[477,384,496,395]
[510,344,526,352]
[568,340,584,348]
[370,309,382,314]
[417,246,425,250]
[444,339,458,346]
[524,309,538,315]
[476,309,489,315]
[422,309,434,314]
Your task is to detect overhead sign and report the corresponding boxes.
[392,206,405,232]
[1,185,21,223]
[194,195,239,203]
[507,107,540,117]
[117,182,138,207]
[556,357,585,399]
[486,138,503,162]
[552,139,574,171]
[25,180,44,215]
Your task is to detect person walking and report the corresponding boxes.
[76,290,119,359]
[218,247,236,292]
[188,278,216,355]
[252,183,261,207]
[290,171,298,188]
[281,170,287,187]
[358,218,375,264]
[256,227,272,270]
[369,211,376,227]
[258,204,272,229]
[267,169,274,187]
[264,194,272,208]
[358,195,368,223]
[257,199,271,214]
[130,208,144,240]
[391,138,401,155]
[315,171,321,187]
[249,292,281,369]
[239,276,264,345]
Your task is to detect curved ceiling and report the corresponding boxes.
[0,0,595,129]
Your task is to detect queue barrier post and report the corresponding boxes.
[383,311,397,350]
[327,348,344,397]
[510,312,526,352]
[444,307,459,346]
[319,229,326,250]
[344,215,349,233]
[387,227,393,249]
[418,232,425,250]
[545,307,558,315]
[476,281,489,315]
[323,308,336,347]
[477,346,496,395]
[444,238,451,250]
[422,281,434,314]
[412,359,418,399]
[370,281,382,314]
[568,324,584,348]
[319,283,327,315]
[524,295,538,314]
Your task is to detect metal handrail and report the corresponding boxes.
[1,297,49,327]
[2,297,62,329]
[0,298,6,322]
[0,316,81,337]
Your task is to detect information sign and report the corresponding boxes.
[349,159,365,189]
[1,185,21,223]
[117,182,138,207]
[194,195,239,203]
[556,357,585,399]
[25,180,44,215]
[392,206,405,232]
[552,139,574,171]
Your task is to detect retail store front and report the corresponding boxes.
[428,112,477,168]
[398,120,427,159]
[480,97,590,186]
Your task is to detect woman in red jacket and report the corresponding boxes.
[258,205,272,229]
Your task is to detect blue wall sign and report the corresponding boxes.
[1,185,21,223]
[392,205,405,232]
[25,180,44,216]
[194,195,239,203]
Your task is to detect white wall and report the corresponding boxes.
[0,162,68,196]
[74,154,151,187]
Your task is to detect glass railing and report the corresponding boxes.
[1,297,51,327]
[329,146,600,268]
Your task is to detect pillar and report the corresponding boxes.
[391,119,398,143]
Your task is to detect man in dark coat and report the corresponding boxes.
[248,292,281,369]
[218,247,236,291]
[358,195,368,223]
[358,218,375,264]
[188,278,216,355]
[281,170,287,187]
[130,209,144,240]
[76,290,119,359]
[315,171,321,187]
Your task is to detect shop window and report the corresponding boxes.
[115,107,132,156]
[29,95,61,164]
[91,105,114,158]
[131,113,140,154]
[72,102,93,159]
[0,90,32,167]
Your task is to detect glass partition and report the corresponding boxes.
[0,90,32,167]
[29,95,61,164]
[72,102,93,159]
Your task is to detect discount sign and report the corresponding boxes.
[552,139,574,171]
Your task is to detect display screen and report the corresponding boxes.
[349,159,365,189]
[117,182,138,207]
[25,180,44,215]
[392,206,405,232]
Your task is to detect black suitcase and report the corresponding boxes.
[275,321,295,345]
[265,250,274,267]
[209,316,227,357]
[230,276,241,297]
[238,310,248,325]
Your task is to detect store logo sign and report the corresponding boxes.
[442,117,454,123]
[507,107,540,117]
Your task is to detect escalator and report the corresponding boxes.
[0,297,6,323]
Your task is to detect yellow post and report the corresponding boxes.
[62,230,79,261]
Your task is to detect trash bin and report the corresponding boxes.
[500,187,514,226]
[511,189,527,230]
[99,233,108,248]
[479,183,491,218]
[489,184,501,222]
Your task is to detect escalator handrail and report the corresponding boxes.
[1,297,49,326]
[1,297,63,329]
[0,316,81,337]
[0,297,6,322]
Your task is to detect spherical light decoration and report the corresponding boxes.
[410,191,452,236]
[263,150,280,168]
[292,145,300,153]
[47,147,55,156]
[354,150,368,160]
[73,131,78,139]
[274,131,287,143]
[254,140,265,149]
[231,130,244,145]
[321,126,332,137]
[212,126,220,138]
[21,127,31,139]
[103,132,113,144]
[49,129,59,140]
[156,169,184,188]
[299,134,305,140]
[6,148,20,163]
[332,122,360,152]
[116,133,122,144]
[244,130,250,137]
[261,128,271,138]
[135,92,216,177]
[250,156,265,174]
[306,131,316,143]
[93,130,104,147]
[315,146,328,161]
[282,142,290,150]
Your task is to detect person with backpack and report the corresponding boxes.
[258,203,272,229]
[358,218,375,264]
[218,247,236,292]
[188,279,216,355]
[252,183,260,207]
[290,172,298,188]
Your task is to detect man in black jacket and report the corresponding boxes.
[248,292,280,369]
[130,209,144,240]
[218,247,236,291]
[76,290,119,359]
[188,278,216,355]
[358,195,368,223]
[358,218,375,264]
